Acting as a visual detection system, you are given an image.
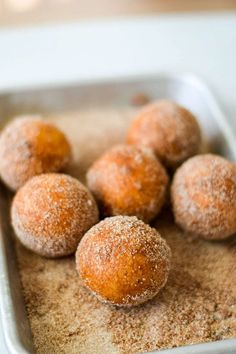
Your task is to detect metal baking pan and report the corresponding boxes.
[0,73,235,354]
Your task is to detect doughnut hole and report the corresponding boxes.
[11,173,99,257]
[0,116,72,190]
[76,216,171,306]
[86,144,168,223]
[127,100,202,169]
[171,154,236,240]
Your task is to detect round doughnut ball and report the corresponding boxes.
[11,173,99,257]
[86,144,168,223]
[126,100,202,168]
[171,154,236,240]
[76,216,171,306]
[0,116,72,190]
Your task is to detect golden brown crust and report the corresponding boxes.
[0,116,72,190]
[76,216,171,306]
[127,100,202,168]
[11,173,99,257]
[86,144,168,223]
[171,154,236,240]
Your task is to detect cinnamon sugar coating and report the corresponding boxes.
[76,216,171,306]
[127,100,202,168]
[0,116,71,190]
[11,173,99,257]
[15,110,236,353]
[171,154,236,239]
[86,144,168,223]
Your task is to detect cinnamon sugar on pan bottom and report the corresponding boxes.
[15,109,236,354]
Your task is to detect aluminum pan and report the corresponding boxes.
[0,73,235,354]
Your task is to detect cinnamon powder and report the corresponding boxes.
[16,108,236,353]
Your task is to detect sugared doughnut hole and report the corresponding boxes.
[171,154,236,240]
[0,116,72,190]
[11,173,99,257]
[127,100,202,169]
[86,144,168,223]
[76,216,171,306]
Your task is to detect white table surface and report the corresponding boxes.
[0,11,236,353]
